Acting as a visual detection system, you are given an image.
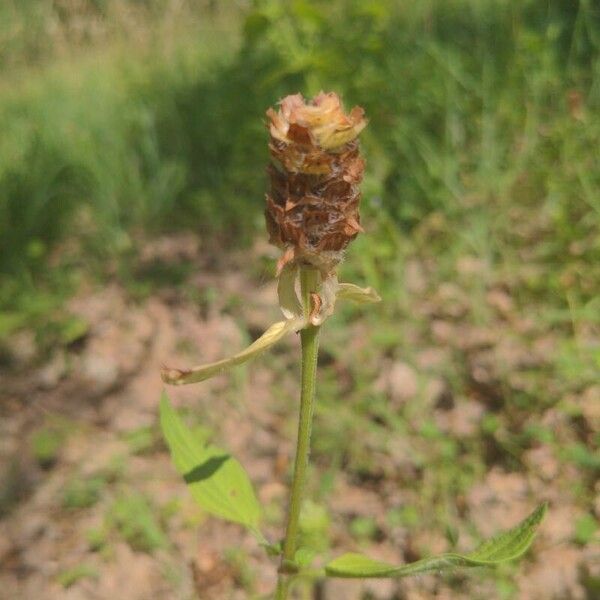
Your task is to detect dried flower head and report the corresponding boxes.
[160,93,379,387]
[265,92,367,275]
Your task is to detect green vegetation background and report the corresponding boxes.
[0,0,598,596]
[1,1,598,335]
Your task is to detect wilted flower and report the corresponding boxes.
[265,92,367,275]
[161,92,378,386]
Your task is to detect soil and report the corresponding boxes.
[0,237,597,599]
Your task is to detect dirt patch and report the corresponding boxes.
[0,241,596,599]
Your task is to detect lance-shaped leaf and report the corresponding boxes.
[160,393,262,534]
[325,503,546,578]
[161,316,306,385]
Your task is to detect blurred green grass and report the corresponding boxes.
[0,0,597,483]
[3,0,598,472]
[1,1,598,340]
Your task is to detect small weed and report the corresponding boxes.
[56,564,98,588]
[349,516,379,541]
[563,443,600,473]
[0,459,31,516]
[574,514,599,546]
[62,475,105,510]
[85,526,108,552]
[30,418,73,468]
[104,453,127,482]
[31,429,64,468]
[386,505,420,529]
[224,548,256,591]
[299,501,330,554]
[109,492,168,553]
[123,426,159,455]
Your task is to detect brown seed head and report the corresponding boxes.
[265,92,367,275]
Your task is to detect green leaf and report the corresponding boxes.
[325,503,547,578]
[159,393,262,533]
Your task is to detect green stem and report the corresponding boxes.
[275,577,292,600]
[275,268,321,599]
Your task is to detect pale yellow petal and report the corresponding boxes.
[336,283,381,304]
[310,274,339,325]
[277,263,302,319]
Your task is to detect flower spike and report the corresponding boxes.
[265,91,368,276]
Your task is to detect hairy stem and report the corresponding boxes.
[275,268,321,599]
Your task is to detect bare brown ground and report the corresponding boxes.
[0,237,597,599]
